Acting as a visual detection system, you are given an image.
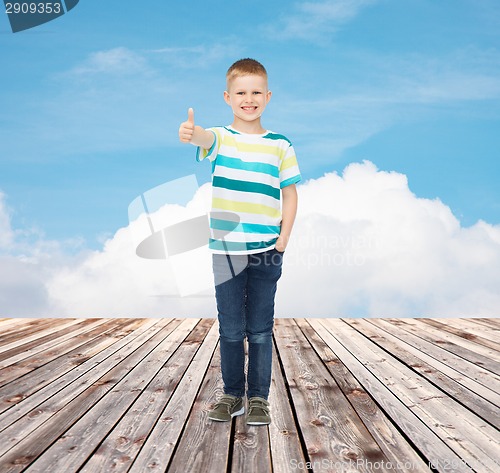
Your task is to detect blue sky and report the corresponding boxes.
[1,0,500,249]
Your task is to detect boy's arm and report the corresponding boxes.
[276,184,298,252]
[179,108,215,149]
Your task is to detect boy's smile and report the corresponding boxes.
[224,74,272,133]
[242,105,258,114]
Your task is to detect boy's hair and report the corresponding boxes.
[226,58,267,88]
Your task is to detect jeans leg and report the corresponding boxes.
[213,253,248,398]
[245,249,283,399]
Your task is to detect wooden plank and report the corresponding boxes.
[78,319,214,473]
[409,318,500,361]
[465,318,500,330]
[0,319,35,331]
[267,337,307,473]
[344,318,499,430]
[230,336,298,473]
[369,319,500,406]
[0,319,63,345]
[0,317,496,472]
[296,318,430,472]
[309,318,466,473]
[420,319,500,351]
[0,318,106,369]
[0,318,138,403]
[126,319,220,472]
[230,341,272,472]
[404,318,500,363]
[0,319,51,340]
[157,330,235,473]
[0,318,178,471]
[0,318,41,331]
[391,318,500,373]
[0,319,74,344]
[0,318,160,435]
[232,414,272,473]
[273,319,394,472]
[130,320,232,473]
[431,318,500,342]
[321,319,499,473]
[25,319,200,473]
[0,319,112,384]
[0,318,84,356]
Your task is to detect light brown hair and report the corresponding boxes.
[226,58,268,89]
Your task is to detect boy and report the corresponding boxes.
[179,58,300,425]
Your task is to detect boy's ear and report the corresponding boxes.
[223,90,231,105]
[266,90,272,104]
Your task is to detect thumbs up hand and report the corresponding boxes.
[179,108,196,143]
[178,108,215,150]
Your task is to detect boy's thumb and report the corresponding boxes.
[187,107,195,124]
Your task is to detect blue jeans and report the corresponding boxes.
[213,248,284,400]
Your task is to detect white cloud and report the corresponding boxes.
[278,161,500,316]
[1,162,500,318]
[65,47,148,76]
[264,0,377,42]
[149,42,242,69]
[45,225,210,317]
[45,183,216,317]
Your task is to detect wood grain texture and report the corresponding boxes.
[0,317,497,473]
[274,318,393,472]
[297,318,430,472]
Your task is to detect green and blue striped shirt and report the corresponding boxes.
[197,126,301,254]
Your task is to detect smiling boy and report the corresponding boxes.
[179,58,301,425]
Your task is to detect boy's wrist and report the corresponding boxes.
[191,126,214,149]
[276,234,290,251]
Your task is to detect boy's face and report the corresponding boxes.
[224,74,272,124]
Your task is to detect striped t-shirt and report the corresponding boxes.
[196,125,301,255]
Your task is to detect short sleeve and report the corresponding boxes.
[196,128,220,162]
[279,143,301,188]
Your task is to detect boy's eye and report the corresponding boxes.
[253,91,262,95]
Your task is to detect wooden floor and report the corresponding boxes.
[0,317,498,473]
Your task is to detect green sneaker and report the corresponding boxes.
[208,394,244,422]
[246,397,271,425]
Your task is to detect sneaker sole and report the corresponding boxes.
[208,406,245,421]
[246,420,270,425]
